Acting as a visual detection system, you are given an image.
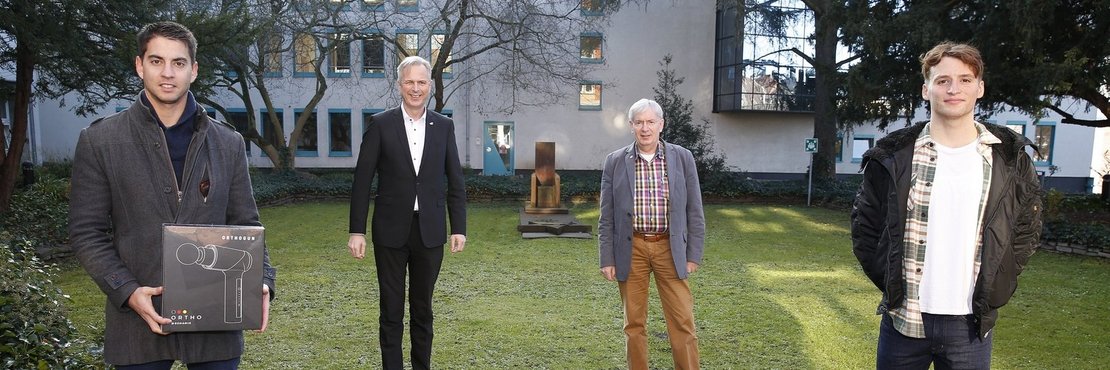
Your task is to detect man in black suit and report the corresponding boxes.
[348,55,467,370]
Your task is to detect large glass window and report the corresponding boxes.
[579,82,602,110]
[397,0,417,11]
[431,34,452,74]
[1034,122,1055,164]
[294,33,318,76]
[363,33,385,76]
[329,109,352,156]
[714,1,821,112]
[580,0,605,16]
[295,109,318,157]
[1006,120,1026,135]
[329,32,352,75]
[580,33,603,62]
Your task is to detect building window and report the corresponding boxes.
[328,0,352,11]
[852,136,874,163]
[1006,120,1026,135]
[328,109,353,156]
[363,0,384,9]
[580,0,606,16]
[259,109,284,150]
[579,81,602,110]
[835,133,844,162]
[295,109,319,157]
[329,32,353,76]
[261,33,283,77]
[1034,122,1055,165]
[362,108,384,134]
[397,0,417,11]
[396,32,419,61]
[714,1,819,112]
[431,33,452,75]
[294,33,318,77]
[363,33,385,76]
[580,33,603,62]
[224,109,251,156]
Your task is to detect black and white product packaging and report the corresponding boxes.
[161,224,264,332]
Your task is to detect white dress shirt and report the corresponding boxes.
[403,106,427,211]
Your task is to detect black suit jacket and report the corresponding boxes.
[349,107,467,248]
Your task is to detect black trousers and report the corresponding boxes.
[374,213,444,370]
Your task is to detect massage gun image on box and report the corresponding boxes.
[176,243,253,324]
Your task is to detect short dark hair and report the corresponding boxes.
[137,21,197,62]
[920,41,983,81]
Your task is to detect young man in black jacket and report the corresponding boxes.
[851,42,1042,369]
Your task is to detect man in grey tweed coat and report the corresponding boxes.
[68,21,275,369]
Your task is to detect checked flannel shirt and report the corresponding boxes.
[890,122,1001,338]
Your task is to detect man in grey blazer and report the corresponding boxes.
[599,98,706,370]
[68,21,275,369]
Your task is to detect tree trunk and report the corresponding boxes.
[810,4,839,184]
[0,40,35,212]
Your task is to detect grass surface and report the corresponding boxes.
[56,201,1110,369]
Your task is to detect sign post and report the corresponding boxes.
[804,138,818,206]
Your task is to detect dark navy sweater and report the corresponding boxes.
[140,92,198,187]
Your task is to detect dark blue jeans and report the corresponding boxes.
[877,313,992,370]
[116,358,240,370]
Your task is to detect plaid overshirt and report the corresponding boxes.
[889,122,1000,338]
[633,143,669,233]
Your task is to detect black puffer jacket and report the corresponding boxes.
[850,122,1043,338]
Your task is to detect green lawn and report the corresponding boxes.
[57,201,1110,369]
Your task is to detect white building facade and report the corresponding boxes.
[15,0,1109,192]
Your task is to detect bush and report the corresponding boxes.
[251,170,353,205]
[1,177,71,258]
[1042,221,1110,252]
[0,234,101,369]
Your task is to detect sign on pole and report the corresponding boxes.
[804,138,817,206]
[804,138,818,153]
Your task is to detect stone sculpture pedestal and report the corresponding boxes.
[517,142,591,238]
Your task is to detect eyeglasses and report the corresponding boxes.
[631,119,660,128]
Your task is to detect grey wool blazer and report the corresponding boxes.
[598,141,706,282]
[68,96,276,365]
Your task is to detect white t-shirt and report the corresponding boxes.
[920,139,984,315]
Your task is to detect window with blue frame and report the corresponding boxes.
[295,109,318,156]
[1033,121,1055,165]
[580,32,603,63]
[328,0,352,11]
[1005,120,1026,135]
[294,33,318,77]
[362,32,386,77]
[363,0,384,10]
[362,108,384,134]
[431,33,452,76]
[852,135,874,163]
[580,0,607,16]
[259,109,284,150]
[261,33,283,77]
[224,109,251,156]
[329,109,353,156]
[579,81,602,110]
[835,133,844,162]
[397,0,417,11]
[329,32,353,77]
[396,31,419,61]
